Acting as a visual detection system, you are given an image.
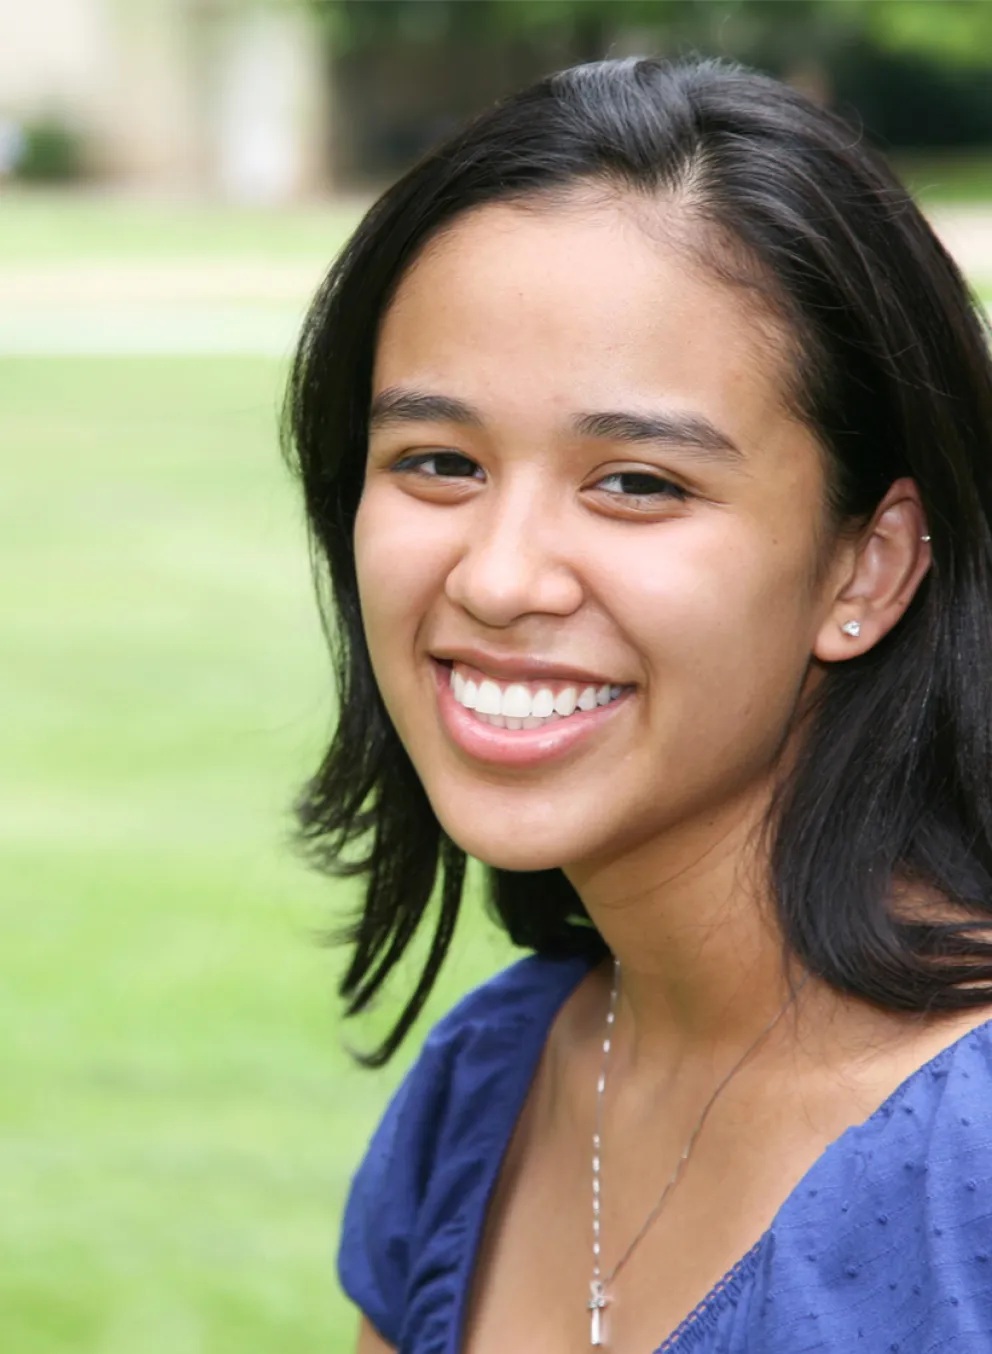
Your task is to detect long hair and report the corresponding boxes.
[283,57,992,1064]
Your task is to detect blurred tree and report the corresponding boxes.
[15,115,85,182]
[308,0,992,178]
[313,0,992,70]
[316,0,836,59]
[864,0,992,67]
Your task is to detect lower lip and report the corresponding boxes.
[432,661,631,768]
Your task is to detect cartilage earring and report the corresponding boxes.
[841,620,861,637]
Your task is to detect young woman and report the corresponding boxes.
[284,57,992,1354]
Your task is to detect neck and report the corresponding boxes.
[566,783,803,1064]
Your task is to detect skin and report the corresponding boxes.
[350,197,977,1353]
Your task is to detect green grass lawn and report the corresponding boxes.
[0,148,988,267]
[0,193,365,263]
[2,353,512,1353]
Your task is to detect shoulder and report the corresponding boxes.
[337,952,592,1345]
[423,949,592,1062]
[754,1017,992,1353]
[355,951,587,1199]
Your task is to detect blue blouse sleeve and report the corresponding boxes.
[337,1041,447,1343]
[335,954,592,1347]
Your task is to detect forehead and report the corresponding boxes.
[374,198,795,445]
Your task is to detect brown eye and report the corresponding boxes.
[596,471,689,500]
[393,451,483,479]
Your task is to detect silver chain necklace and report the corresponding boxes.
[587,957,800,1347]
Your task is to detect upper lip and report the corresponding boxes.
[431,645,626,687]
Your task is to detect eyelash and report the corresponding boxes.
[594,471,689,502]
[393,451,483,480]
[390,452,690,502]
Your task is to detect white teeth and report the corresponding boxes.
[447,663,625,730]
[554,687,577,717]
[475,679,502,715]
[501,683,532,718]
[531,687,554,718]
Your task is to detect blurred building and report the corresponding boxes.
[0,0,329,199]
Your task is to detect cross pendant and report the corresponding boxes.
[587,1280,609,1347]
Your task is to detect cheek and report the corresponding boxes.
[600,514,811,614]
[355,492,404,658]
[594,520,818,709]
[354,487,449,675]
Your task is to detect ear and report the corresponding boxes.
[814,478,931,663]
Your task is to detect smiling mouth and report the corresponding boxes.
[440,659,628,730]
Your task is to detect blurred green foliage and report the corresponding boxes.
[317,0,992,171]
[15,116,86,182]
[318,0,992,67]
[868,0,992,65]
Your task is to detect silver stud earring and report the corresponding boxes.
[921,534,931,543]
[841,620,861,637]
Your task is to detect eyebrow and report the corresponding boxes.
[369,387,483,430]
[368,385,742,462]
[573,410,742,462]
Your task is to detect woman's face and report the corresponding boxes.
[355,199,840,874]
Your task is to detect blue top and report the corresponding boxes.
[338,954,992,1353]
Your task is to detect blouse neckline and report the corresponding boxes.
[444,953,992,1354]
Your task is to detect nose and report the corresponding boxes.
[444,482,584,628]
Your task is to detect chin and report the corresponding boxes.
[433,811,579,874]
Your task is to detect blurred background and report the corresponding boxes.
[5,1,992,1350]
